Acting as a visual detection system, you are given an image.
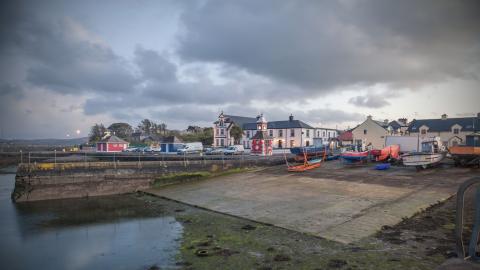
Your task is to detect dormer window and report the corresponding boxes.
[363,129,367,135]
[453,128,459,134]
[421,129,426,135]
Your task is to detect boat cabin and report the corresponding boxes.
[421,138,444,154]
[466,133,480,147]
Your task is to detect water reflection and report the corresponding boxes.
[0,168,183,270]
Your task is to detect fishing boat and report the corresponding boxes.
[286,149,326,172]
[340,151,369,164]
[449,132,480,167]
[290,145,326,156]
[401,138,446,169]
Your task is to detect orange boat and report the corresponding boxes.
[376,144,400,162]
[286,149,326,172]
[449,133,480,166]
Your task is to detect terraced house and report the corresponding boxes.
[408,113,480,147]
[213,113,332,149]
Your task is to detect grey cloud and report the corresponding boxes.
[348,94,390,108]
[178,0,480,91]
[0,4,138,95]
[135,47,177,82]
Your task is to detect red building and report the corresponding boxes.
[96,135,129,152]
[251,114,273,156]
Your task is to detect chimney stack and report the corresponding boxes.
[367,115,372,120]
[289,114,294,121]
[384,119,389,124]
[441,113,448,120]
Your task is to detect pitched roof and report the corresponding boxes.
[219,115,257,127]
[408,117,479,133]
[387,121,402,129]
[243,120,314,130]
[98,135,128,144]
[373,120,389,128]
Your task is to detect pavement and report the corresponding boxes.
[146,160,478,244]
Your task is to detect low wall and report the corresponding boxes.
[12,157,286,202]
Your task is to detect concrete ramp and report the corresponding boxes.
[147,169,456,243]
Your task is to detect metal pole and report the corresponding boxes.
[20,150,23,164]
[113,152,116,169]
[54,149,57,168]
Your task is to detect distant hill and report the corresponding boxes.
[0,137,89,146]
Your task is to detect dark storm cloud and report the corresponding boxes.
[178,0,480,91]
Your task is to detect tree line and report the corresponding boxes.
[88,119,214,145]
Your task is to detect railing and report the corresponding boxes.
[455,176,480,260]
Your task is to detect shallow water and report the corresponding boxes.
[0,167,183,270]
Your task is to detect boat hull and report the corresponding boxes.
[402,152,445,167]
[290,146,325,155]
[341,151,369,162]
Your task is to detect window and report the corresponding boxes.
[306,141,310,146]
[278,129,283,137]
[290,140,295,147]
[323,131,326,137]
[220,139,224,146]
[363,129,367,135]
[216,139,219,146]
[317,131,320,137]
[246,131,250,138]
[290,129,295,137]
[278,140,283,148]
[269,129,273,137]
[306,130,310,138]
[453,128,459,134]
[220,128,224,135]
[421,129,426,135]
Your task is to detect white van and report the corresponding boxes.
[223,145,245,155]
[177,142,203,154]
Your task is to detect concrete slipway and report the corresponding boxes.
[147,161,478,244]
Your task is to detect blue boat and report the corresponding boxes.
[290,146,326,155]
[375,163,391,170]
[341,151,370,163]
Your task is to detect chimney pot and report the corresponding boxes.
[289,114,294,121]
[441,114,447,120]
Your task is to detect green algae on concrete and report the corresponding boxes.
[152,167,255,188]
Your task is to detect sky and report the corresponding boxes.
[0,0,479,139]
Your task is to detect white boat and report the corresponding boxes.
[401,137,446,169]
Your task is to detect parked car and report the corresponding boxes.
[123,147,138,152]
[206,148,226,155]
[223,145,245,155]
[177,142,203,154]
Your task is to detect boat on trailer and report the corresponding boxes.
[449,132,480,167]
[401,137,446,169]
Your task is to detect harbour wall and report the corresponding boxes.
[12,157,286,202]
